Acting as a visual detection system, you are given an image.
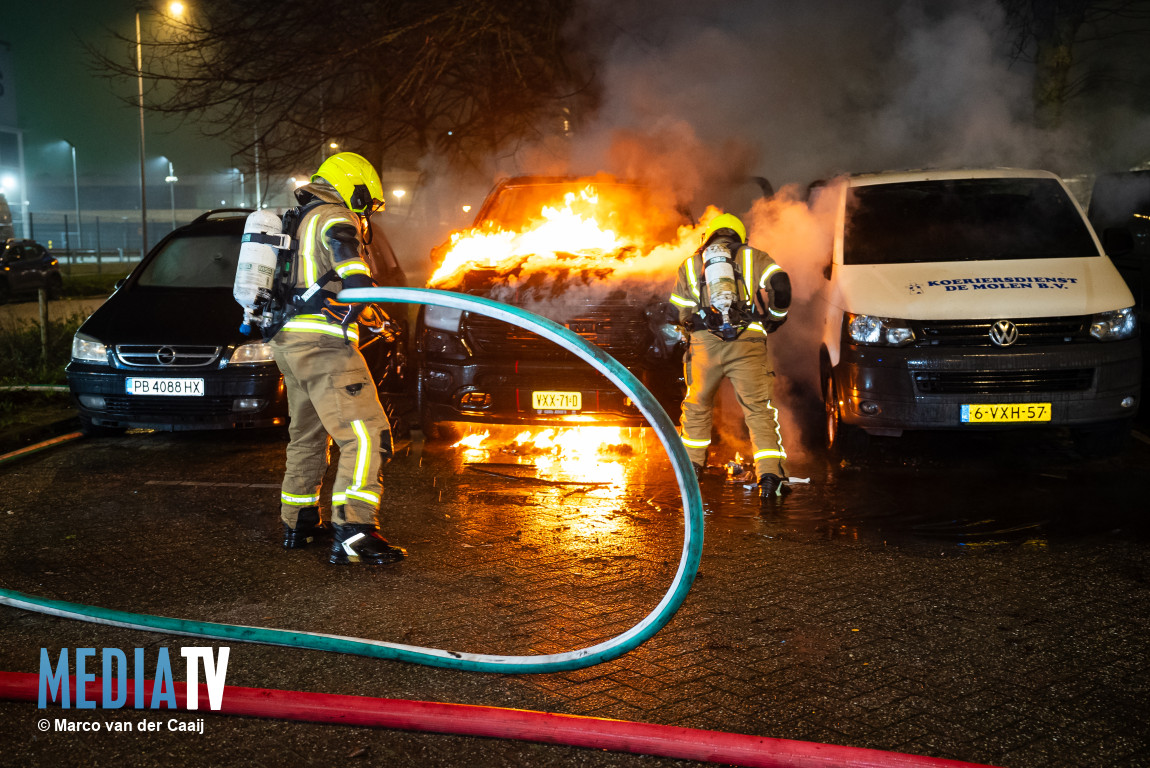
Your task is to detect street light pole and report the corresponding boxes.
[135,10,149,255]
[165,160,177,229]
[65,141,81,250]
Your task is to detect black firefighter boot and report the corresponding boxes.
[330,523,407,565]
[759,473,790,506]
[282,506,330,549]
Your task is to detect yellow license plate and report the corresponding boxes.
[961,403,1051,423]
[532,391,582,411]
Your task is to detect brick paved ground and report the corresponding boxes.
[0,426,1147,767]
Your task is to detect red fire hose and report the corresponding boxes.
[0,672,999,768]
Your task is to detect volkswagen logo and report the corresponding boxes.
[988,320,1020,348]
[156,346,178,365]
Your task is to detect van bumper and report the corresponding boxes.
[835,339,1142,432]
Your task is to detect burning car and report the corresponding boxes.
[415,175,696,437]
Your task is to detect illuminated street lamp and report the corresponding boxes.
[61,140,81,249]
[164,159,178,229]
[135,1,185,253]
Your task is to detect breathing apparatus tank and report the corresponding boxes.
[702,243,740,340]
[234,209,292,335]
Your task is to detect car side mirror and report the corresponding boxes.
[115,278,126,289]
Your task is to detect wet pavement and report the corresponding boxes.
[1,421,1148,767]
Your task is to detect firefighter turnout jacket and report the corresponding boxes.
[669,244,789,335]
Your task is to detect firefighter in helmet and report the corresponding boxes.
[272,151,406,564]
[669,213,792,504]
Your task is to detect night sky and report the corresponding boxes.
[0,1,233,184]
[2,1,1148,203]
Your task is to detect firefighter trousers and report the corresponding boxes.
[271,332,392,528]
[679,331,786,478]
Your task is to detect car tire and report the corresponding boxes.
[1071,420,1131,458]
[0,279,10,304]
[415,373,454,443]
[823,371,868,458]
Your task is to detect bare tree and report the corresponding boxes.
[1002,0,1150,128]
[93,0,597,195]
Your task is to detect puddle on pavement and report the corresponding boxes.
[423,424,1149,550]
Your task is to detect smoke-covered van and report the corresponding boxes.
[812,168,1141,455]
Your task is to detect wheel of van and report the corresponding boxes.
[823,372,868,458]
[1071,420,1131,459]
[0,279,10,304]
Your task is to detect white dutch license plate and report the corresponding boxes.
[960,403,1051,423]
[125,378,205,396]
[532,391,582,411]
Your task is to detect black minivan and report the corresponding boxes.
[67,209,408,434]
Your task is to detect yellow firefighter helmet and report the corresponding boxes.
[312,152,384,214]
[702,213,747,246]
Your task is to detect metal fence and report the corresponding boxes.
[8,211,193,273]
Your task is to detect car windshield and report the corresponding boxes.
[135,231,241,288]
[844,178,1098,265]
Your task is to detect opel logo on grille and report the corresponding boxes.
[156,346,178,365]
[988,320,1019,347]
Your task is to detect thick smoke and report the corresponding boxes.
[401,0,1149,464]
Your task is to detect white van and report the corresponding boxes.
[813,168,1141,455]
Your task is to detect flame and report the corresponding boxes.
[428,178,709,290]
[450,426,636,478]
[450,431,490,450]
[511,426,630,456]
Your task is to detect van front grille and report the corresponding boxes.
[913,369,1094,394]
[914,316,1090,347]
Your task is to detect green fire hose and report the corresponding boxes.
[0,287,704,674]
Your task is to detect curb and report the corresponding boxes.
[0,415,82,459]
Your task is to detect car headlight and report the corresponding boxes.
[846,313,915,346]
[228,341,276,365]
[424,305,464,332]
[71,333,109,364]
[1090,307,1138,341]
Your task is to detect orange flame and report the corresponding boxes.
[450,431,491,450]
[428,178,712,290]
[451,426,635,462]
